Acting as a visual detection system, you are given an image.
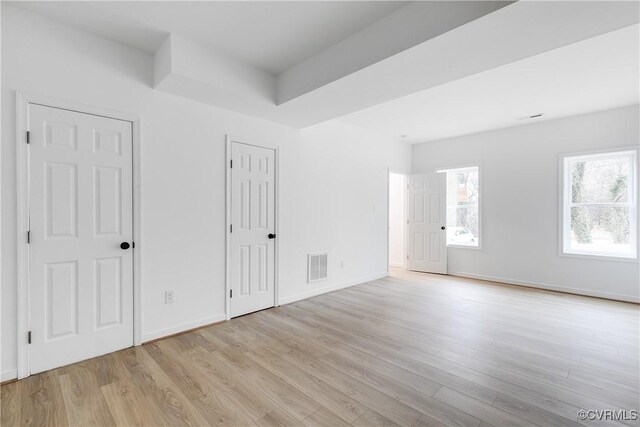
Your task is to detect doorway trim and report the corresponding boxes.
[16,92,143,379]
[225,135,280,320]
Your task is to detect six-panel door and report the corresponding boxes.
[406,173,447,274]
[28,103,134,374]
[230,142,276,317]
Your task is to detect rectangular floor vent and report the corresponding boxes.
[308,253,328,283]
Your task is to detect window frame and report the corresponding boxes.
[560,148,638,261]
[437,165,482,250]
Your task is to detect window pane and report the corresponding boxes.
[446,169,479,206]
[571,157,630,204]
[570,206,632,254]
[447,206,479,246]
[445,167,480,247]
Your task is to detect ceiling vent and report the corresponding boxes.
[516,113,544,120]
[308,253,328,283]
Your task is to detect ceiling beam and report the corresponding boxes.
[153,1,639,128]
[276,1,513,105]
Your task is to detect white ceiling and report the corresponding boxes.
[341,24,640,144]
[8,1,639,140]
[11,1,408,74]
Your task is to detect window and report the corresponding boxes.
[439,166,480,247]
[562,150,637,259]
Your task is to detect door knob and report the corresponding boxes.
[120,242,131,250]
[440,226,446,231]
[268,233,276,239]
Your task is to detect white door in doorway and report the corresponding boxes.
[406,173,447,274]
[230,142,276,317]
[28,103,134,374]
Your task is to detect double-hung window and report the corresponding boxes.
[562,150,637,259]
[438,166,480,248]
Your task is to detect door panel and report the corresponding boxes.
[95,257,122,328]
[45,162,78,238]
[46,261,78,339]
[94,166,122,236]
[28,103,133,374]
[230,142,276,317]
[406,173,447,274]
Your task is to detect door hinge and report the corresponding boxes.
[407,255,409,260]
[230,160,233,168]
[230,289,233,298]
[230,224,233,233]
[27,230,30,244]
[28,331,32,344]
[407,219,409,224]
[26,131,30,144]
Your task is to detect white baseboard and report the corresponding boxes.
[279,272,388,306]
[1,369,18,382]
[448,270,639,303]
[1,316,227,380]
[389,262,404,268]
[142,314,226,343]
[144,274,389,340]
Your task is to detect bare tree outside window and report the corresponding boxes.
[441,167,480,247]
[564,151,637,258]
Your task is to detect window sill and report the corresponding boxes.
[447,244,481,250]
[560,251,638,263]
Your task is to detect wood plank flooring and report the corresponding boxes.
[2,268,639,426]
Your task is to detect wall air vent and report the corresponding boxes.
[307,253,328,283]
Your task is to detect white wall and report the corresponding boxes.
[388,173,405,267]
[412,105,640,302]
[278,122,411,304]
[0,6,410,380]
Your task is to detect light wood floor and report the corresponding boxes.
[2,268,639,427]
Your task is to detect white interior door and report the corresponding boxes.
[230,142,276,318]
[28,103,134,374]
[406,173,447,274]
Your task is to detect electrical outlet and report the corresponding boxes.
[165,290,175,304]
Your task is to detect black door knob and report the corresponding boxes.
[268,233,276,239]
[441,226,446,230]
[120,242,131,250]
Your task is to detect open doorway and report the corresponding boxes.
[388,172,406,270]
